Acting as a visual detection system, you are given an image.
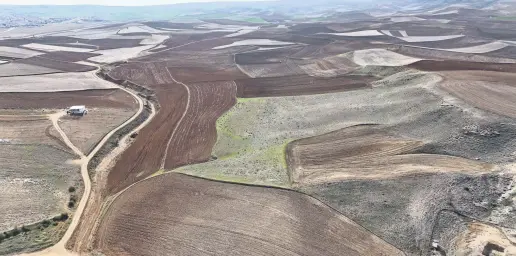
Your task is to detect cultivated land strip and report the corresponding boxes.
[20,81,145,256]
[160,68,191,169]
[70,102,157,253]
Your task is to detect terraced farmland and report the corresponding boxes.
[3,3,516,256]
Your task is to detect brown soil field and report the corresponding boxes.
[409,60,516,72]
[163,80,237,169]
[395,46,516,63]
[17,56,96,72]
[85,38,143,50]
[439,71,516,118]
[60,107,136,155]
[0,62,60,77]
[167,66,248,83]
[0,36,78,48]
[0,115,69,151]
[235,74,374,97]
[96,173,403,256]
[0,144,80,232]
[293,54,359,77]
[108,62,173,86]
[287,124,493,185]
[106,85,188,194]
[38,51,101,62]
[235,45,305,65]
[0,89,136,109]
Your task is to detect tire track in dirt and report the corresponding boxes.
[95,173,405,256]
[20,82,144,256]
[160,68,191,169]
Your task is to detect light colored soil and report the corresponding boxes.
[440,71,516,118]
[0,144,81,232]
[213,39,295,49]
[0,72,116,92]
[238,61,305,78]
[288,124,493,185]
[22,43,95,53]
[88,45,154,63]
[140,35,169,45]
[0,63,59,77]
[59,108,137,155]
[117,24,165,34]
[391,16,426,22]
[95,173,404,256]
[323,30,383,36]
[398,35,464,42]
[353,48,421,66]
[0,46,44,58]
[404,41,508,54]
[296,54,359,77]
[0,114,69,151]
[452,222,516,255]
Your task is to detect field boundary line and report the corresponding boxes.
[20,72,145,256]
[160,67,191,169]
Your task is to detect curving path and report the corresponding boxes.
[20,86,144,256]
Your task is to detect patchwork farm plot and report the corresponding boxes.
[4,5,516,256]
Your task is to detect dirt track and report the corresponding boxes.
[19,84,144,256]
[95,173,404,256]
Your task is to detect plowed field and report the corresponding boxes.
[439,71,516,118]
[17,56,96,72]
[163,81,237,169]
[0,89,136,109]
[96,173,403,256]
[409,60,516,72]
[106,85,188,194]
[236,74,374,97]
[287,125,493,185]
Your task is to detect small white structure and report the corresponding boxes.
[67,105,88,116]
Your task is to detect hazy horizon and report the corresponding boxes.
[0,0,275,6]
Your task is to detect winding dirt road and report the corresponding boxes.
[20,86,144,256]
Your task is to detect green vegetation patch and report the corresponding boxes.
[0,214,70,255]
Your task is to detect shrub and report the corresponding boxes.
[11,228,20,236]
[21,226,30,232]
[53,213,69,222]
[68,201,75,208]
[42,220,51,228]
[68,186,76,193]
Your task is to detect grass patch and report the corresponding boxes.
[493,16,516,20]
[150,169,165,177]
[0,213,70,255]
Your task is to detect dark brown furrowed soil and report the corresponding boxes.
[37,51,101,62]
[85,38,143,50]
[235,45,305,65]
[409,60,516,72]
[236,74,374,97]
[96,173,404,256]
[167,66,247,83]
[106,85,188,195]
[0,89,135,109]
[163,81,237,169]
[16,56,96,72]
